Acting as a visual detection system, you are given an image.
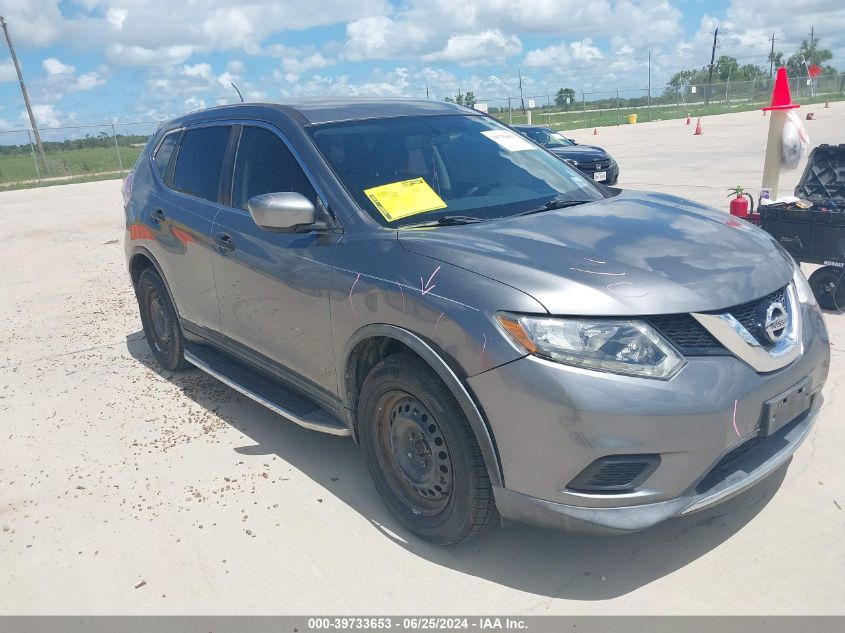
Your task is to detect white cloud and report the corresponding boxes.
[281,52,336,74]
[423,30,522,64]
[43,57,75,76]
[0,58,16,82]
[227,60,246,74]
[524,43,571,68]
[106,44,195,67]
[570,38,603,62]
[181,63,214,80]
[106,8,128,30]
[184,96,207,111]
[70,71,106,92]
[27,104,63,128]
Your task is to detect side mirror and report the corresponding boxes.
[247,192,316,232]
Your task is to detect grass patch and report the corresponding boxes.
[0,171,126,192]
[0,146,143,187]
[493,92,844,131]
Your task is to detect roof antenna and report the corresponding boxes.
[231,82,244,103]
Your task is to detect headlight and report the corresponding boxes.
[496,313,684,379]
[792,263,816,305]
[564,158,578,167]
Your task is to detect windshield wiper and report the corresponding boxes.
[513,197,593,217]
[400,215,487,228]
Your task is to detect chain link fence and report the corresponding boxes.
[0,120,162,190]
[479,72,845,131]
[1,72,843,190]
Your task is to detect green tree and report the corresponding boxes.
[464,91,476,108]
[715,55,739,81]
[786,35,834,77]
[554,87,576,109]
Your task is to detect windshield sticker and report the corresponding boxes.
[364,178,447,222]
[481,129,537,152]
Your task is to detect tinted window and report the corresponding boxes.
[172,126,231,202]
[232,126,317,211]
[153,132,179,178]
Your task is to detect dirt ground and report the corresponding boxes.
[1,104,844,615]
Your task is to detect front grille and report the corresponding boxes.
[568,455,660,492]
[646,314,725,355]
[579,161,608,171]
[646,285,789,356]
[727,287,787,347]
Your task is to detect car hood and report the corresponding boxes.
[397,190,794,316]
[549,144,611,162]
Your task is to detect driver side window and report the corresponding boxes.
[232,126,317,211]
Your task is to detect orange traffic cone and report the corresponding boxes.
[685,114,691,125]
[693,118,702,135]
[593,128,598,135]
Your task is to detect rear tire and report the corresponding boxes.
[358,353,498,545]
[136,268,189,371]
[808,266,845,312]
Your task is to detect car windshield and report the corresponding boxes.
[518,127,574,148]
[309,115,603,227]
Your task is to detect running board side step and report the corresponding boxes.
[184,345,350,437]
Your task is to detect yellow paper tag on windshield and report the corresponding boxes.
[364,178,447,222]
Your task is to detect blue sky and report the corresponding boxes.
[1,0,843,132]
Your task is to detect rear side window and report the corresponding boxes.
[172,126,231,202]
[153,132,179,178]
[231,126,317,211]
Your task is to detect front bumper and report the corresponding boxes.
[468,302,829,532]
[491,398,819,532]
[577,162,619,185]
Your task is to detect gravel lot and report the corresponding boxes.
[1,105,844,615]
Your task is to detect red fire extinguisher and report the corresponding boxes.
[727,186,755,219]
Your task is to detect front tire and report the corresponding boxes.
[358,353,498,545]
[136,268,189,371]
[808,266,845,312]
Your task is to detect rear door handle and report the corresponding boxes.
[150,208,166,224]
[213,232,235,253]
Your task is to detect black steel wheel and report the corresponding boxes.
[358,353,498,545]
[809,266,845,312]
[136,268,189,371]
[375,393,454,516]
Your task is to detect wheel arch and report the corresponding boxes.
[341,324,504,488]
[128,246,181,318]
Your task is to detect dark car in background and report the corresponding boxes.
[513,124,619,185]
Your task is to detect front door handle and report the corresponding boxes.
[213,232,235,253]
[150,208,166,224]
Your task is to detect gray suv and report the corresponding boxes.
[123,99,829,544]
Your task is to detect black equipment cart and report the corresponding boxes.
[759,144,845,310]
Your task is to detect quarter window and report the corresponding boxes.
[153,132,179,179]
[172,126,231,202]
[232,126,317,211]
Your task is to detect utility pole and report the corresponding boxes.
[647,49,651,120]
[769,33,778,78]
[809,26,814,61]
[1,15,48,176]
[706,27,719,106]
[518,70,526,114]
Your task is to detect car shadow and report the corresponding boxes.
[126,332,788,601]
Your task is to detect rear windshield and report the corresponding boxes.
[308,114,603,227]
[517,127,574,148]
